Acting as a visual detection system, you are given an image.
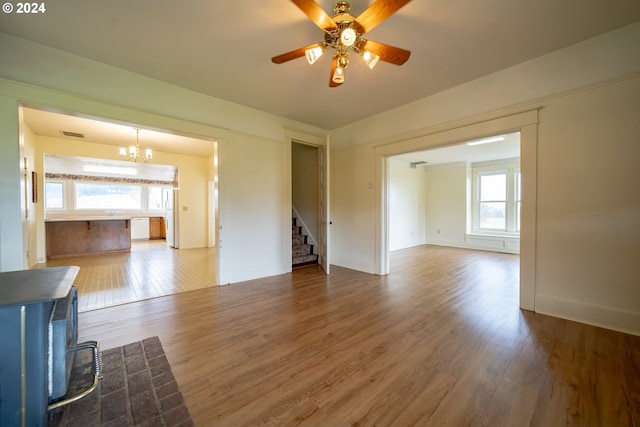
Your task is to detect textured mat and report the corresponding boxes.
[49,336,193,426]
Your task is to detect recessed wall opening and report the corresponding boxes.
[387,132,521,304]
[21,105,220,312]
[375,109,539,312]
[388,132,521,254]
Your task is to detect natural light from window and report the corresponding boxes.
[75,183,142,210]
[473,164,520,235]
[479,173,507,229]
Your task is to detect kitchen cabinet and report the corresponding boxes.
[149,217,165,240]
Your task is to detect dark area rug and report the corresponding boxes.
[49,336,193,427]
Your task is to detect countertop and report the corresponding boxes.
[45,217,132,222]
[45,215,164,222]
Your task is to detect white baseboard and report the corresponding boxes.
[331,255,377,275]
[536,294,640,336]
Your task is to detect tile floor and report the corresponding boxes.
[44,241,217,312]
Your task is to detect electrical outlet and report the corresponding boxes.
[437,229,440,234]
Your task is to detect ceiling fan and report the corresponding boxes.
[272,0,412,87]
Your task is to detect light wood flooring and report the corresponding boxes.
[78,245,640,426]
[44,241,217,312]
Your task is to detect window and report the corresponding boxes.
[75,183,142,210]
[479,172,507,230]
[45,182,64,209]
[148,186,163,210]
[472,165,520,235]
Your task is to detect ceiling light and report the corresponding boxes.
[362,50,380,70]
[340,28,357,47]
[271,0,412,87]
[120,128,152,162]
[466,136,505,146]
[305,45,324,64]
[333,55,349,84]
[332,66,345,84]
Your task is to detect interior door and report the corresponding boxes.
[318,137,330,274]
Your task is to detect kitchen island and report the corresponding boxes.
[45,217,131,259]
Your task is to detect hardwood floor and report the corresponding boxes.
[44,241,217,312]
[78,245,640,426]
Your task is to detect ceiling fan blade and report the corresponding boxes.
[359,39,411,65]
[355,0,412,33]
[272,43,322,64]
[291,0,337,31]
[329,56,342,87]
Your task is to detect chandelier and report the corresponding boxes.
[119,128,152,162]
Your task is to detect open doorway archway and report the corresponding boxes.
[374,110,538,311]
[20,105,221,310]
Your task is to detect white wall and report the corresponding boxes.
[533,77,640,334]
[330,24,640,335]
[330,143,377,272]
[388,159,427,251]
[0,95,23,271]
[218,131,289,284]
[423,164,468,248]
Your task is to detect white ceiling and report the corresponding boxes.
[23,108,215,157]
[2,1,640,130]
[393,132,520,167]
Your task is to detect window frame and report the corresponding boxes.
[44,181,66,211]
[471,163,520,236]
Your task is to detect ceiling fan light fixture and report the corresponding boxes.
[332,66,345,84]
[271,0,412,87]
[333,54,349,83]
[340,28,357,47]
[305,45,325,64]
[362,50,380,69]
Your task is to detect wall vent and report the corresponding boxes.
[60,130,85,138]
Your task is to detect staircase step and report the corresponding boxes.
[292,234,307,245]
[293,244,313,257]
[293,254,318,267]
[292,217,318,267]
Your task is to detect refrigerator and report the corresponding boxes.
[163,188,177,248]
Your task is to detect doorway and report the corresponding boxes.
[292,141,320,268]
[375,109,539,311]
[388,132,521,254]
[20,105,221,309]
[287,130,330,274]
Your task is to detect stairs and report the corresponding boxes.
[292,218,318,268]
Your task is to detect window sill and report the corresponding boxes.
[467,232,520,239]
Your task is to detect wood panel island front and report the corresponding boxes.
[45,218,131,259]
